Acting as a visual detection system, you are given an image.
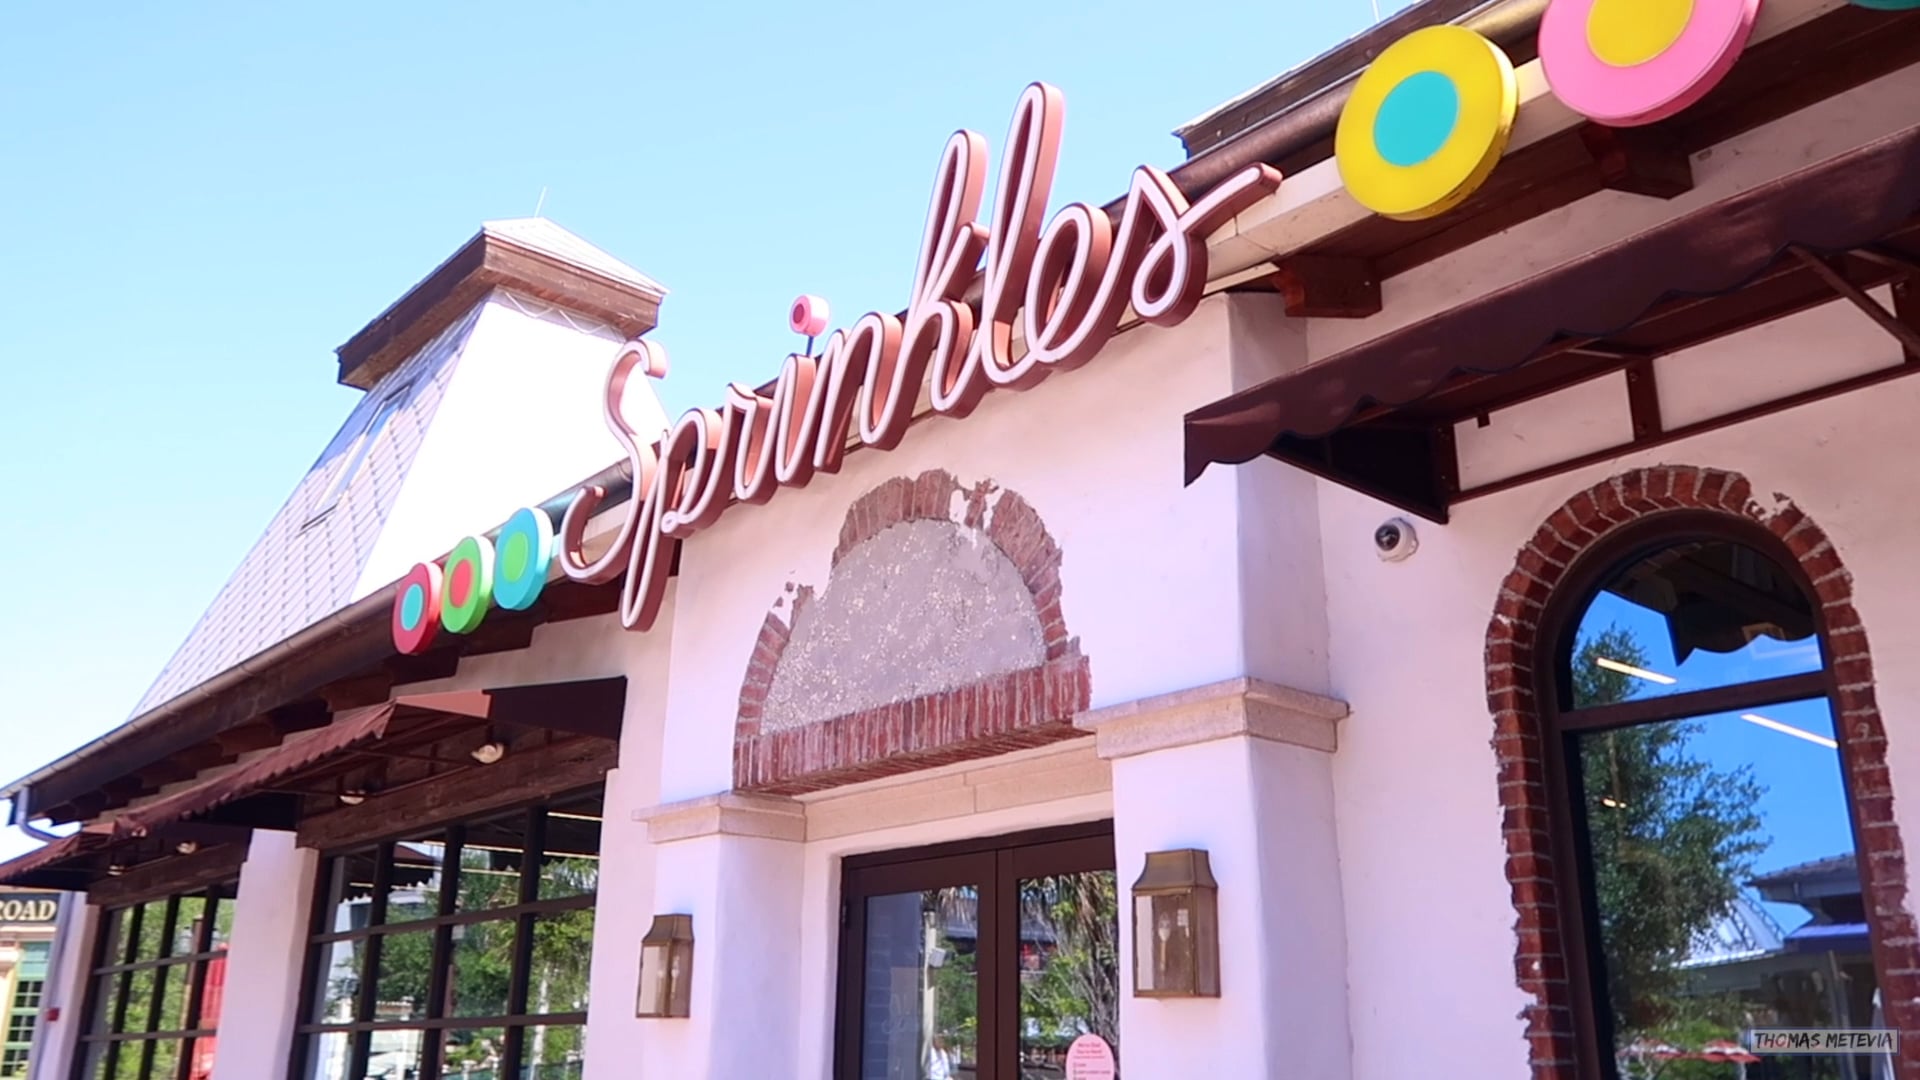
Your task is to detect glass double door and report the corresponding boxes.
[835,823,1120,1080]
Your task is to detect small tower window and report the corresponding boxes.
[303,384,411,528]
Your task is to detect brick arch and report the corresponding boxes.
[733,469,1091,794]
[1485,465,1917,1079]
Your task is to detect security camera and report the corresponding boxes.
[1374,517,1418,562]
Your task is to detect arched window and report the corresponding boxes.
[1541,513,1890,1079]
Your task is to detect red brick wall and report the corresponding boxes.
[1486,465,1918,1079]
[734,470,1091,795]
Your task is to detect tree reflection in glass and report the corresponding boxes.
[1565,535,1883,1080]
[1018,872,1121,1078]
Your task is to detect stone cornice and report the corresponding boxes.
[634,792,806,844]
[1073,677,1348,758]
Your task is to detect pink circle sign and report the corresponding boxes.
[788,293,830,337]
[1538,0,1759,126]
[1065,1034,1116,1080]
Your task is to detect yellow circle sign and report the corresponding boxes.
[1335,25,1518,221]
[1587,0,1696,67]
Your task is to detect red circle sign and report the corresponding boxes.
[1065,1034,1116,1080]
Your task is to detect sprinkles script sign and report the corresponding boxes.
[391,0,1915,652]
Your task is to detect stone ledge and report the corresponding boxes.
[633,792,806,844]
[1073,677,1348,758]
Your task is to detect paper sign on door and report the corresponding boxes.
[1065,1034,1117,1080]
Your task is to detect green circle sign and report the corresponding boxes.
[439,534,495,635]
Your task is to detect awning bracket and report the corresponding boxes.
[1788,245,1920,360]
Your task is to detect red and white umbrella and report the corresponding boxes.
[1693,1040,1762,1064]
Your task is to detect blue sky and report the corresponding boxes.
[0,3,1412,857]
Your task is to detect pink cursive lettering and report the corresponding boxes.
[557,82,1283,632]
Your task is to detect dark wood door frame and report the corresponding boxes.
[834,821,1117,1080]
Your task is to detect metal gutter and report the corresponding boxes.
[1160,0,1549,198]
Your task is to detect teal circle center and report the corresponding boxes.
[501,531,530,582]
[400,583,425,629]
[1373,70,1459,168]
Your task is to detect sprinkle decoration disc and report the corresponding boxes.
[492,507,555,612]
[1850,0,1919,11]
[393,561,444,655]
[440,535,495,636]
[1538,0,1759,126]
[1336,26,1518,221]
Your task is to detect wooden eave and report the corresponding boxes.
[334,230,664,390]
[1228,5,1920,320]
[28,576,626,826]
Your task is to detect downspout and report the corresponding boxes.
[11,790,61,844]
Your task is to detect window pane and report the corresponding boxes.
[457,816,530,913]
[1569,539,1819,708]
[146,1037,181,1079]
[122,967,154,1034]
[1018,871,1121,1075]
[1576,703,1885,1076]
[539,795,602,901]
[211,897,235,950]
[299,1031,351,1080]
[529,911,594,1014]
[199,954,229,1034]
[441,1025,506,1076]
[523,1024,587,1079]
[860,888,978,1080]
[174,897,208,955]
[317,851,380,935]
[80,1039,109,1080]
[99,908,130,968]
[364,1027,425,1080]
[448,920,515,1018]
[381,838,446,926]
[155,964,189,1033]
[374,930,435,1023]
[4,1013,34,1045]
[89,974,120,1035]
[309,940,363,1024]
[133,901,170,963]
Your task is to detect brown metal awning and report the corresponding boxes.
[0,830,111,888]
[1184,125,1920,521]
[114,702,398,839]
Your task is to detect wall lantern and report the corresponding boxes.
[635,914,694,1018]
[1130,849,1220,998]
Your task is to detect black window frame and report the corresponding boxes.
[1536,511,1876,1079]
[834,819,1117,1080]
[70,880,237,1080]
[290,787,602,1080]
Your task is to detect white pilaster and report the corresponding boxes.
[581,766,655,1080]
[629,794,806,1080]
[1079,678,1354,1080]
[29,896,97,1080]
[210,831,317,1080]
